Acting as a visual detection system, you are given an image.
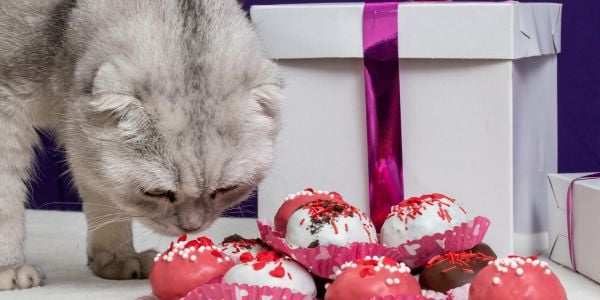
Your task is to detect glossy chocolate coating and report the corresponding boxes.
[419,243,497,293]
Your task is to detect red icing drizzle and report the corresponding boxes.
[388,193,465,224]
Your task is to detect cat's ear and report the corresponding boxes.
[86,63,150,140]
[250,82,284,121]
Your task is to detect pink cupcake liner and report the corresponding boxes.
[421,289,451,300]
[370,295,436,300]
[182,283,316,300]
[445,284,470,300]
[386,216,491,268]
[257,220,405,279]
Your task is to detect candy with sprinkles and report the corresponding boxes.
[381,193,467,247]
[419,243,497,293]
[324,256,421,300]
[221,249,317,297]
[149,235,234,300]
[469,256,567,300]
[219,234,268,263]
[274,188,345,233]
[285,198,377,248]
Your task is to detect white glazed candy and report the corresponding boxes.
[285,199,377,248]
[381,193,467,246]
[222,250,317,297]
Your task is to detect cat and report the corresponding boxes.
[0,0,282,290]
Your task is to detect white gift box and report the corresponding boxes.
[547,173,600,283]
[252,2,562,257]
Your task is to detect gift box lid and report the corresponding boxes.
[250,2,562,60]
[548,173,600,211]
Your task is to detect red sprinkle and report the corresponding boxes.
[177,234,188,243]
[426,251,495,273]
[269,265,286,278]
[240,252,255,263]
[211,250,224,258]
[331,221,339,234]
[359,267,376,277]
[253,262,266,270]
[388,194,463,224]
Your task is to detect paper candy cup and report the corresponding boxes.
[421,289,451,300]
[445,284,470,300]
[387,216,491,268]
[257,220,404,279]
[370,296,436,300]
[182,283,316,300]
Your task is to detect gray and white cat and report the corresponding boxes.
[0,0,282,290]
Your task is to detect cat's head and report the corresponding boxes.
[65,0,282,235]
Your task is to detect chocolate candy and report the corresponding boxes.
[419,244,497,293]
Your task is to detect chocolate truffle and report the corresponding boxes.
[274,188,345,233]
[469,256,567,300]
[419,244,497,293]
[324,256,421,300]
[381,193,467,246]
[222,250,317,297]
[150,235,234,300]
[285,199,377,248]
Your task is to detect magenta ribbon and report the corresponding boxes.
[362,1,403,230]
[566,172,600,271]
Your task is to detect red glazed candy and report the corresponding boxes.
[274,188,345,232]
[469,256,567,300]
[324,256,421,300]
[150,235,235,300]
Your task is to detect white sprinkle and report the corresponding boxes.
[374,267,381,272]
[532,260,540,266]
[492,277,501,285]
[225,257,230,261]
[182,253,189,259]
[190,255,197,262]
[162,255,168,261]
[335,270,342,275]
[393,278,400,284]
[330,194,335,198]
[516,268,524,276]
[545,269,552,275]
[217,258,223,263]
[167,257,173,262]
[154,257,159,262]
[385,278,393,285]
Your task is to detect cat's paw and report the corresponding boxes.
[88,249,158,280]
[0,265,44,291]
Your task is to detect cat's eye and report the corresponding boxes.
[210,185,239,199]
[144,190,176,203]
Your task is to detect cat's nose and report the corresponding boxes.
[181,225,203,233]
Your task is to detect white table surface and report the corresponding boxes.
[1,210,598,300]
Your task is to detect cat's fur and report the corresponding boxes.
[0,0,282,290]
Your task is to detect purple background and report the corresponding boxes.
[29,0,600,216]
